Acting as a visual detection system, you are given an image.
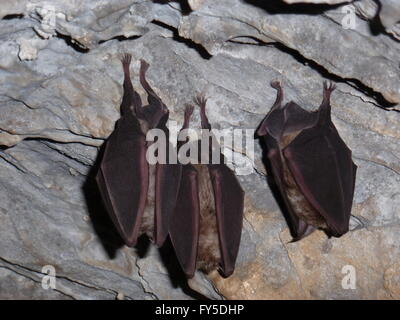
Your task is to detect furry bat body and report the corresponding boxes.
[96,55,244,277]
[257,81,357,240]
[169,98,245,278]
[96,54,181,247]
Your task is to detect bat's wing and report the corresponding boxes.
[154,144,182,246]
[169,165,200,278]
[283,102,319,133]
[96,115,149,247]
[209,163,244,277]
[283,123,356,236]
[265,144,315,240]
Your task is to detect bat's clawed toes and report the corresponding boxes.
[140,59,150,74]
[323,81,336,101]
[194,93,207,109]
[184,103,194,120]
[323,81,336,93]
[323,80,328,91]
[120,53,132,68]
[270,80,281,90]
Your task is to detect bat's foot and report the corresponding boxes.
[184,104,194,119]
[323,81,336,100]
[182,104,194,129]
[270,80,283,109]
[194,92,211,130]
[120,53,132,70]
[140,59,150,74]
[194,93,207,110]
[270,80,281,90]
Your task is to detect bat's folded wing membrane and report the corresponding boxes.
[155,158,182,247]
[169,165,200,278]
[283,126,355,236]
[210,164,244,277]
[266,147,313,240]
[96,118,148,247]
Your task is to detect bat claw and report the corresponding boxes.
[323,81,336,101]
[270,80,281,90]
[184,103,194,118]
[140,59,150,74]
[182,104,194,128]
[120,53,132,68]
[194,93,207,109]
[323,81,336,92]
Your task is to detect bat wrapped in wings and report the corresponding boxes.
[257,81,357,240]
[96,54,181,247]
[96,54,244,277]
[169,96,244,278]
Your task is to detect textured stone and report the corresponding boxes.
[282,0,351,3]
[0,0,399,300]
[178,0,400,104]
[0,1,181,49]
[378,0,400,40]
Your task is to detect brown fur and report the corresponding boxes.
[140,164,156,239]
[193,164,221,274]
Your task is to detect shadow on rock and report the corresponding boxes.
[83,142,210,299]
[255,134,299,240]
[82,142,125,259]
[244,0,343,15]
[159,238,211,300]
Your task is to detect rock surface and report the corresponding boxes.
[282,0,351,4]
[0,0,399,300]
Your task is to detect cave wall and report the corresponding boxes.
[0,0,399,299]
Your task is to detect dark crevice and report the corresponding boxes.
[368,0,386,36]
[269,42,396,109]
[368,0,400,42]
[55,31,90,53]
[226,36,396,109]
[176,0,192,16]
[98,34,142,44]
[241,1,397,107]
[228,36,396,109]
[151,20,212,59]
[152,0,192,16]
[244,0,343,15]
[39,140,93,167]
[0,153,27,174]
[22,136,101,147]
[228,35,266,46]
[0,256,122,298]
[2,14,24,20]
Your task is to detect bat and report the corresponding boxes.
[256,81,357,240]
[96,54,244,278]
[96,54,181,247]
[169,95,245,278]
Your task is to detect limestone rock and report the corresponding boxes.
[0,0,399,300]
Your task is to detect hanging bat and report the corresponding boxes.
[96,54,244,278]
[169,95,245,278]
[256,81,357,240]
[96,54,181,247]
